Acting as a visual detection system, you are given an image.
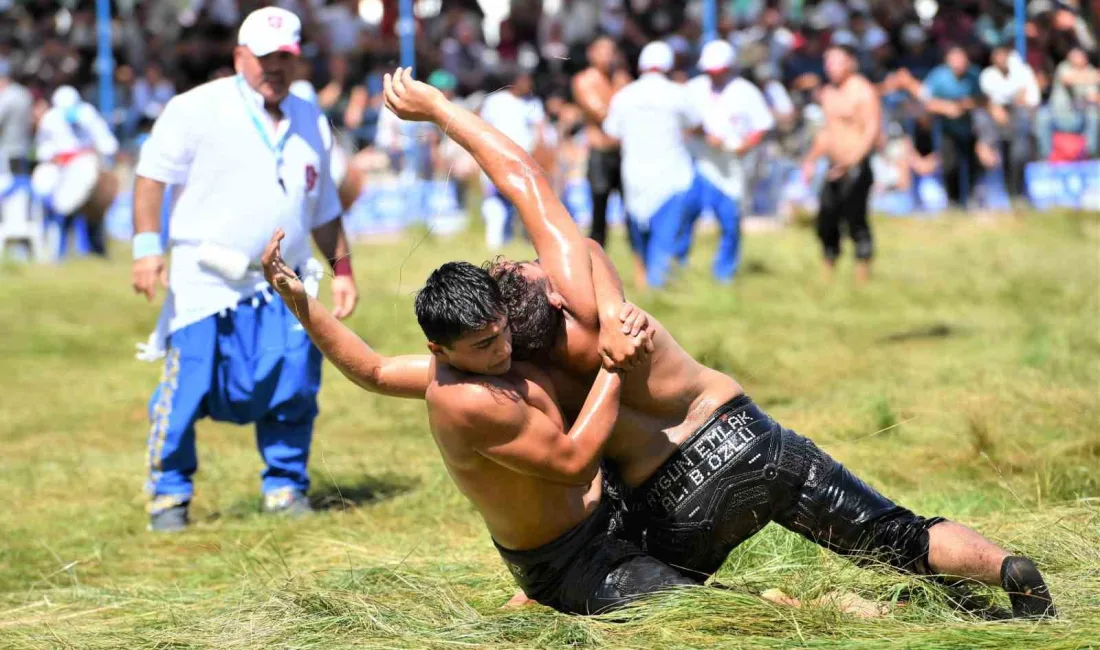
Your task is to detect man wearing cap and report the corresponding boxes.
[678,40,774,283]
[131,6,358,531]
[31,85,120,255]
[603,41,702,289]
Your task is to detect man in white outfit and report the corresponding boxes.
[477,69,545,251]
[31,85,120,243]
[679,40,775,282]
[131,7,358,531]
[603,42,701,289]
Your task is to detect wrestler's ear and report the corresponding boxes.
[427,341,449,362]
[547,290,564,310]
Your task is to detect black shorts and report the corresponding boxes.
[618,396,944,581]
[817,157,874,261]
[587,148,622,197]
[494,498,695,615]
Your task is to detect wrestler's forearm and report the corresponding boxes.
[431,100,545,200]
[311,218,351,269]
[562,368,622,483]
[430,98,598,324]
[285,293,428,399]
[586,239,626,323]
[133,175,165,235]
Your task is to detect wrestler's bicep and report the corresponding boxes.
[474,408,592,485]
[377,355,433,399]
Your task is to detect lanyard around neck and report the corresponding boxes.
[235,75,291,192]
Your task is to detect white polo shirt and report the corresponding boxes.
[479,91,545,154]
[686,75,774,199]
[603,72,701,225]
[979,54,1040,108]
[35,101,119,161]
[137,75,341,334]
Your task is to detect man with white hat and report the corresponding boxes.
[603,41,701,289]
[31,84,120,252]
[679,40,774,283]
[131,6,358,531]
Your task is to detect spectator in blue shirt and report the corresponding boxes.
[921,46,983,206]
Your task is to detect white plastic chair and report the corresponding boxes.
[0,176,49,263]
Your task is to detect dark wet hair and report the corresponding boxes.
[415,262,506,347]
[485,258,562,361]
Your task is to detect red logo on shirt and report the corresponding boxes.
[268,15,283,28]
[305,165,318,192]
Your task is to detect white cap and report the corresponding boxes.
[901,23,926,47]
[863,26,889,51]
[238,7,301,57]
[698,40,735,72]
[638,41,674,73]
[831,29,858,49]
[51,85,81,109]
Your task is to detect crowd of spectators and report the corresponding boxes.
[0,0,1097,215]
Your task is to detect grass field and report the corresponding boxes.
[1,211,1098,649]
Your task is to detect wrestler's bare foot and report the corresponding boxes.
[501,590,536,609]
[822,259,837,282]
[762,588,891,619]
[855,260,871,285]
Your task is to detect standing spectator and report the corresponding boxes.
[132,7,358,531]
[603,42,701,289]
[0,57,33,178]
[977,43,1040,197]
[680,40,774,283]
[477,69,545,250]
[1039,46,1100,159]
[921,46,983,207]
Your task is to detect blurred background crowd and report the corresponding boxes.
[0,0,1097,239]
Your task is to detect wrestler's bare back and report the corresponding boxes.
[425,359,601,550]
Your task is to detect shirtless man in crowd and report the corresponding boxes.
[572,36,631,248]
[801,44,881,283]
[270,68,1057,620]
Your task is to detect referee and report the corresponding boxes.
[131,7,358,531]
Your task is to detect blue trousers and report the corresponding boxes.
[145,291,322,513]
[677,173,742,282]
[627,192,687,288]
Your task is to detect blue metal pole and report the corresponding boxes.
[398,0,416,75]
[95,0,114,124]
[702,0,718,43]
[397,0,419,203]
[1014,0,1026,61]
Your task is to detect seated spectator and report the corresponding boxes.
[441,19,487,96]
[896,23,941,81]
[132,62,177,125]
[977,43,1040,196]
[921,46,983,207]
[1037,46,1099,159]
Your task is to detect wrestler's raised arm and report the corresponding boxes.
[262,229,431,399]
[382,67,599,329]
